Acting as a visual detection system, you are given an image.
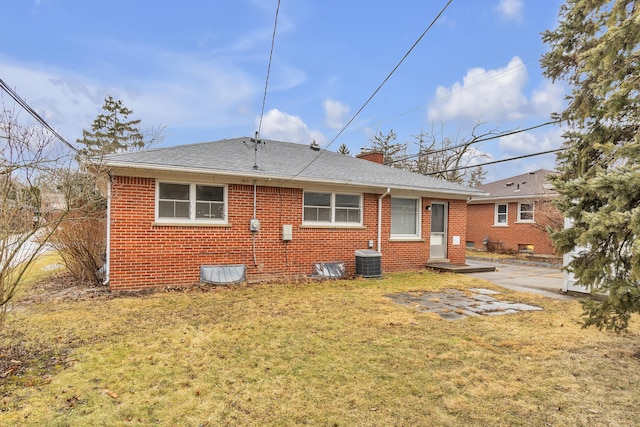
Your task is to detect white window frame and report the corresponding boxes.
[156,181,227,224]
[517,202,535,223]
[494,203,508,226]
[302,191,362,226]
[390,197,421,239]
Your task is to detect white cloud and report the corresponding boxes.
[427,57,565,126]
[530,80,566,117]
[323,99,350,130]
[496,0,524,23]
[0,49,261,143]
[428,57,529,123]
[498,127,563,156]
[258,108,326,145]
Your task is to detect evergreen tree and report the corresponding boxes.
[76,96,145,160]
[541,0,640,331]
[337,143,351,156]
[368,129,407,168]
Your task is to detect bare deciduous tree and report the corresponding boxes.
[366,123,498,186]
[0,106,71,323]
[51,96,164,286]
[366,130,408,168]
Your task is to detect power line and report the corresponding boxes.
[388,119,562,164]
[0,77,78,153]
[425,147,565,176]
[342,47,546,141]
[257,0,281,139]
[288,0,454,181]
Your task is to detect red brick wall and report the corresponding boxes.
[108,176,468,290]
[447,199,467,264]
[466,201,557,255]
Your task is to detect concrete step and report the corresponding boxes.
[426,263,496,273]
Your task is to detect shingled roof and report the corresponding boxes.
[101,137,484,198]
[468,169,557,202]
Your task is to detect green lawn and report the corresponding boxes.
[1,269,639,426]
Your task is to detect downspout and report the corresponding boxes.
[377,188,391,252]
[103,176,112,286]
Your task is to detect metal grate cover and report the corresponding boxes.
[200,264,246,285]
[313,262,345,278]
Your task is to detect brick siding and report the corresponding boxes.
[466,201,557,255]
[108,175,468,290]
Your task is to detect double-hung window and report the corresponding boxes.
[495,203,508,226]
[303,192,361,225]
[518,202,534,222]
[391,197,420,238]
[157,182,226,223]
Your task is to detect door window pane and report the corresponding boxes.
[431,203,445,233]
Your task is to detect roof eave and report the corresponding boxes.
[105,162,484,198]
[468,193,558,204]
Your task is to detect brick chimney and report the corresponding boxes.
[356,150,384,164]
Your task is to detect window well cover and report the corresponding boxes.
[200,265,246,285]
[313,262,346,278]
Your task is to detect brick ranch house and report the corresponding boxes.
[466,169,563,256]
[97,138,485,291]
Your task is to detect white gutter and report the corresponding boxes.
[467,193,554,204]
[377,188,391,252]
[104,162,484,198]
[103,178,111,286]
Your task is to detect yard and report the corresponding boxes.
[1,261,639,426]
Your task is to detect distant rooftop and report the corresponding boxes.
[469,169,557,202]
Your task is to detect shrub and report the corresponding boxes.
[49,210,106,285]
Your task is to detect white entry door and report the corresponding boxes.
[430,202,447,259]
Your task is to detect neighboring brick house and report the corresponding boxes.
[467,169,562,255]
[97,137,484,291]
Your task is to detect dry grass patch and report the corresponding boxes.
[0,270,639,426]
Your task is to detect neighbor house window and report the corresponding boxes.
[518,202,534,222]
[157,182,226,222]
[303,192,362,225]
[495,203,508,226]
[391,197,420,237]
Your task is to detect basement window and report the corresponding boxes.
[157,181,227,223]
[518,244,534,253]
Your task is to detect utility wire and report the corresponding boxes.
[287,0,454,180]
[0,77,77,153]
[257,0,281,139]
[342,46,545,141]
[389,119,562,164]
[426,147,565,176]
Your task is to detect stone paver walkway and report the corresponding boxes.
[387,288,542,320]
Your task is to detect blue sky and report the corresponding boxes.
[1,0,567,182]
